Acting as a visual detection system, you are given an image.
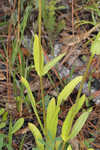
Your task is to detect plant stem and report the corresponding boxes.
[76,53,94,103]
[62,142,66,150]
[34,103,45,135]
[40,77,46,130]
[38,0,46,133]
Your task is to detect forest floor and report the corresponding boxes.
[0,0,100,150]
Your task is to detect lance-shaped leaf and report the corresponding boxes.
[61,95,85,142]
[21,76,36,108]
[57,76,82,107]
[0,122,6,129]
[67,145,72,150]
[11,118,24,134]
[42,53,65,76]
[34,34,44,76]
[46,98,60,142]
[28,123,44,150]
[91,31,100,55]
[21,77,44,133]
[68,108,92,140]
[0,108,5,116]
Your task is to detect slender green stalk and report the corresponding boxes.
[38,0,46,133]
[21,76,45,135]
[38,0,41,44]
[34,105,45,135]
[40,77,46,126]
[76,53,94,103]
[19,134,25,150]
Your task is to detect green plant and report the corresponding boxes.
[0,108,8,149]
[0,117,24,150]
[21,33,93,150]
[0,108,8,129]
[11,5,32,66]
[34,0,65,54]
[85,1,100,23]
[67,145,72,150]
[84,138,95,149]
[8,117,24,149]
[42,0,65,38]
[0,133,6,149]
[76,1,100,27]
[67,144,94,150]
[21,0,100,149]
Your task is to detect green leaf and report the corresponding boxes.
[11,118,24,134]
[55,137,62,150]
[61,104,75,142]
[68,108,92,140]
[0,108,5,116]
[21,76,36,108]
[2,112,8,122]
[67,145,72,150]
[6,144,13,150]
[57,76,82,107]
[84,138,94,148]
[91,31,100,55]
[75,94,86,115]
[46,98,59,141]
[34,34,44,76]
[42,53,65,76]
[21,77,44,134]
[0,134,5,149]
[28,123,44,150]
[0,122,6,129]
[61,95,85,142]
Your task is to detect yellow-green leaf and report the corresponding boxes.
[61,95,85,142]
[61,104,75,142]
[91,31,100,55]
[11,118,24,134]
[55,140,62,150]
[67,145,72,150]
[21,76,36,108]
[68,108,92,140]
[2,112,8,122]
[0,122,6,129]
[28,123,44,150]
[42,53,65,76]
[0,108,5,116]
[34,34,44,76]
[21,76,44,134]
[57,76,82,107]
[46,98,59,141]
[75,94,86,115]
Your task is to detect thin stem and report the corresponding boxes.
[62,142,66,150]
[34,105,45,136]
[76,53,94,103]
[39,0,41,44]
[38,0,46,133]
[40,77,46,131]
